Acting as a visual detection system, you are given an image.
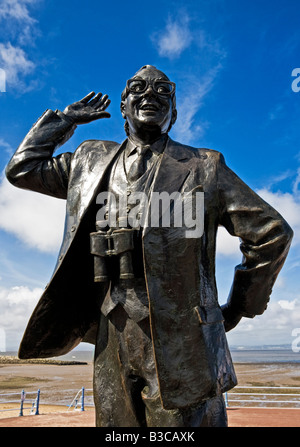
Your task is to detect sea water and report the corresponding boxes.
[2,347,300,363]
[230,349,300,363]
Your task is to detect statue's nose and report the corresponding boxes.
[142,84,156,97]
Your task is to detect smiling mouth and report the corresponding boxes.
[140,103,159,111]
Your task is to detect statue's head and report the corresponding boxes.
[121,65,177,137]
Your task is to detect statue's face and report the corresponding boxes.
[121,67,175,136]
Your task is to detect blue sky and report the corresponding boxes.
[0,0,300,351]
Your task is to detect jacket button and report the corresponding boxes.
[71,225,76,232]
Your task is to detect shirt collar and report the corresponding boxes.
[126,134,168,157]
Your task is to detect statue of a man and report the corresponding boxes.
[6,65,293,427]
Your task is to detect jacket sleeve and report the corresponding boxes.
[217,152,293,318]
[5,109,77,199]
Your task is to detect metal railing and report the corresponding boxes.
[0,389,40,416]
[68,387,93,411]
[3,385,299,417]
[225,386,300,408]
[0,387,95,417]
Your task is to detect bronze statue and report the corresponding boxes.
[6,65,293,427]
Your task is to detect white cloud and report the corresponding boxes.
[227,298,300,346]
[0,42,35,89]
[152,15,192,59]
[151,13,227,144]
[216,226,240,257]
[0,284,42,350]
[0,0,38,22]
[279,299,296,310]
[0,0,40,46]
[151,13,227,63]
[292,167,300,196]
[172,64,223,144]
[0,176,65,253]
[0,138,13,156]
[0,1,42,90]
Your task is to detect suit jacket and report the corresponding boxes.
[6,109,293,409]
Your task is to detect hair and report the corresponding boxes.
[120,65,177,136]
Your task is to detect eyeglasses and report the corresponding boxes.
[126,78,175,96]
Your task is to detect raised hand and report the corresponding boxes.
[63,92,111,125]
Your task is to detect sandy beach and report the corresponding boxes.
[234,362,300,387]
[0,357,299,425]
[1,361,299,401]
[0,360,299,408]
[0,359,94,418]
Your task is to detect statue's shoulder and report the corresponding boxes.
[72,139,120,158]
[168,138,224,162]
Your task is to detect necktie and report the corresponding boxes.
[127,146,150,183]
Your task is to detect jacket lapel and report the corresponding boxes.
[57,140,125,264]
[142,138,192,237]
[74,140,126,221]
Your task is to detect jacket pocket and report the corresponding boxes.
[193,304,237,395]
[194,305,224,325]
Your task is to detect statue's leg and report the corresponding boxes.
[93,307,142,427]
[94,305,157,427]
[143,392,228,427]
[179,395,228,427]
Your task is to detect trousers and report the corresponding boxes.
[93,304,227,427]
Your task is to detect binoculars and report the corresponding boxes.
[90,226,135,282]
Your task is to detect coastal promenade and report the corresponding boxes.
[0,406,300,427]
[1,352,300,427]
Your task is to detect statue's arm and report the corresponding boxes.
[6,92,110,199]
[217,153,293,331]
[6,109,76,198]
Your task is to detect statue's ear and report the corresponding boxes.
[120,101,126,119]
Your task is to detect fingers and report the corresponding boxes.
[79,91,95,103]
[91,94,111,111]
[91,111,111,120]
[98,111,111,118]
[99,97,111,111]
[80,92,111,111]
[88,92,103,106]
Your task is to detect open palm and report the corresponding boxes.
[63,91,111,125]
